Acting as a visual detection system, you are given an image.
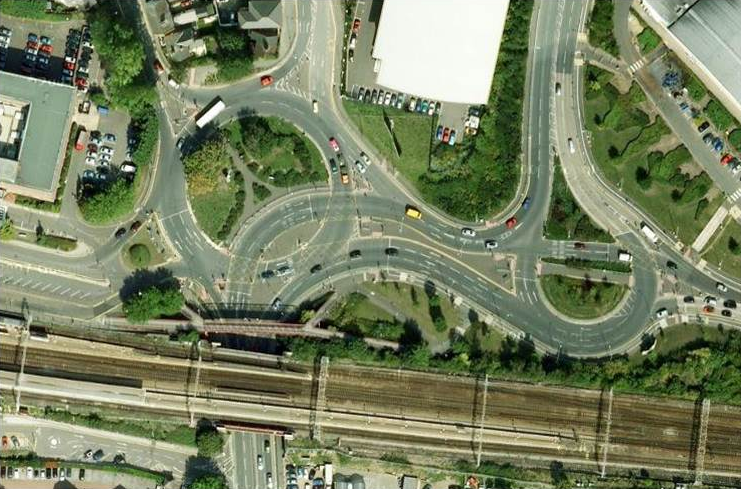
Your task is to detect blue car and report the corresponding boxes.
[713,138,724,152]
[522,197,531,210]
[436,125,443,140]
[27,32,38,43]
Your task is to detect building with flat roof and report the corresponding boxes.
[636,0,741,122]
[0,72,75,202]
[371,0,510,105]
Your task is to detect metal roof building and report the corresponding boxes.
[371,0,510,105]
[0,72,75,202]
[637,0,741,122]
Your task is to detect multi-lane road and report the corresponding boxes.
[1,0,740,356]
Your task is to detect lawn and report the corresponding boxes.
[637,26,662,55]
[540,274,627,320]
[122,229,167,270]
[35,234,77,252]
[226,117,326,187]
[0,0,84,20]
[588,0,619,56]
[729,129,741,152]
[359,282,463,347]
[705,98,739,132]
[190,184,237,241]
[701,217,741,281]
[343,100,433,187]
[585,65,723,245]
[328,292,403,342]
[545,156,613,243]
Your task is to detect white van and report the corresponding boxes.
[120,164,137,174]
[568,138,576,154]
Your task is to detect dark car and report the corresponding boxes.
[349,249,362,259]
[721,309,732,317]
[522,197,531,210]
[385,247,399,256]
[683,296,695,303]
[697,121,710,132]
[574,242,586,250]
[271,297,283,311]
[702,133,714,144]
[724,299,737,309]
[260,269,275,280]
[113,454,125,464]
[129,220,141,232]
[93,449,104,462]
[329,158,338,174]
[114,227,126,239]
[310,264,323,274]
[666,260,678,270]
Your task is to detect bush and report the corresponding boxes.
[128,244,152,268]
[36,234,77,252]
[123,284,184,323]
[79,179,136,224]
[728,128,741,152]
[0,220,17,241]
[588,0,618,56]
[196,429,224,457]
[191,474,228,489]
[252,182,272,203]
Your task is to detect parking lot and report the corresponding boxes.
[0,17,98,90]
[225,431,285,489]
[343,0,471,135]
[0,415,196,487]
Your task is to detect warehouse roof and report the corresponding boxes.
[669,0,741,111]
[640,0,699,26]
[371,0,510,105]
[0,71,74,200]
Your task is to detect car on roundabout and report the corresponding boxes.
[385,247,399,256]
[505,217,517,229]
[461,228,476,238]
[354,160,366,174]
[349,250,362,259]
[260,270,275,280]
[329,137,340,152]
[721,309,732,317]
[310,264,323,274]
[260,75,273,87]
[484,239,498,250]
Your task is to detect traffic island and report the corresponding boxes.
[539,274,628,321]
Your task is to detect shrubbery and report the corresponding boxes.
[588,0,618,56]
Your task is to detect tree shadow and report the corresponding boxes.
[119,268,179,302]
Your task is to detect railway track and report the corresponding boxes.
[1,332,740,481]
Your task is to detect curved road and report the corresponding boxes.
[2,0,740,356]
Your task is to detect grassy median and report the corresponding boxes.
[540,274,627,320]
[701,217,741,281]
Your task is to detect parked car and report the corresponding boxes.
[85,156,97,166]
[427,102,436,116]
[721,153,733,165]
[705,296,717,306]
[100,146,114,156]
[655,308,669,319]
[271,298,283,311]
[408,97,417,112]
[104,133,116,143]
[723,299,737,309]
[683,295,695,303]
[712,138,724,152]
[442,128,450,143]
[697,120,710,132]
[448,130,456,146]
[721,309,732,317]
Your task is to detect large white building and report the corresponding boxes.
[636,0,741,122]
[371,0,510,105]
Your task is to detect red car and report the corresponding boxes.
[1,435,8,448]
[506,217,517,229]
[153,58,164,73]
[64,61,75,71]
[40,44,53,54]
[76,77,88,88]
[329,137,340,152]
[442,128,450,143]
[260,75,273,87]
[720,153,733,165]
[352,19,361,33]
[26,41,39,51]
[703,305,715,313]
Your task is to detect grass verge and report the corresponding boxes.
[637,26,661,55]
[38,408,196,446]
[35,234,77,252]
[540,274,627,320]
[701,217,741,281]
[588,0,618,56]
[545,156,613,242]
[0,0,84,20]
[541,257,631,274]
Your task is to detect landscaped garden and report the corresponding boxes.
[540,274,627,320]
[584,65,722,245]
[182,137,245,242]
[545,156,613,243]
[225,117,326,187]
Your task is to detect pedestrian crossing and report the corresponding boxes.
[627,58,646,75]
[730,188,741,202]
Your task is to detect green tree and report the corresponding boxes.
[183,137,230,194]
[216,29,247,54]
[127,244,152,268]
[196,429,225,457]
[123,285,184,323]
[191,474,227,489]
[90,12,145,88]
[729,236,741,256]
[0,219,17,241]
[78,179,135,224]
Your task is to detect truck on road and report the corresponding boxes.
[640,222,659,245]
[195,96,226,129]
